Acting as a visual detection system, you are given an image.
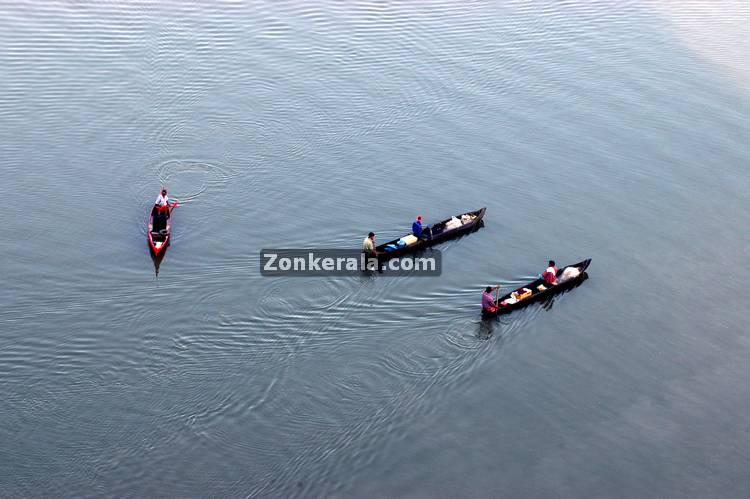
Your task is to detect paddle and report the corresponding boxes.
[495,285,501,307]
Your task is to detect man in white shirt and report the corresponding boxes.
[362,232,378,271]
[362,232,376,255]
[152,189,173,231]
[155,189,169,211]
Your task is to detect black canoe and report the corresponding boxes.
[147,205,173,256]
[482,259,592,317]
[375,207,486,261]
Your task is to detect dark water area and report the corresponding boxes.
[2,1,749,496]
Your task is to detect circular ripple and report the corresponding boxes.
[154,159,235,203]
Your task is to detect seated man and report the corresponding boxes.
[482,285,501,313]
[542,260,558,285]
[412,215,423,238]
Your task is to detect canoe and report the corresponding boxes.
[375,207,486,261]
[482,259,592,317]
[147,204,173,256]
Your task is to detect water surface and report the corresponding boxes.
[1,1,749,496]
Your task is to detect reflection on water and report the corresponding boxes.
[151,250,166,277]
[540,273,590,312]
[475,319,496,341]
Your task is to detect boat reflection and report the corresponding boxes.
[538,272,589,311]
[480,272,589,319]
[150,249,166,276]
[475,317,497,340]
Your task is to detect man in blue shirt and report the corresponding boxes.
[412,215,423,238]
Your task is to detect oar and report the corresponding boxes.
[495,285,501,307]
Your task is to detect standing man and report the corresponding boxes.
[482,285,501,313]
[155,188,170,215]
[362,232,378,271]
[152,188,173,231]
[362,232,377,255]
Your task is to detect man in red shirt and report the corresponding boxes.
[542,260,558,285]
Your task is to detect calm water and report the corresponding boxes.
[2,1,749,496]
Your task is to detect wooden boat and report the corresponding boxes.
[147,204,173,256]
[482,259,592,317]
[375,207,486,260]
